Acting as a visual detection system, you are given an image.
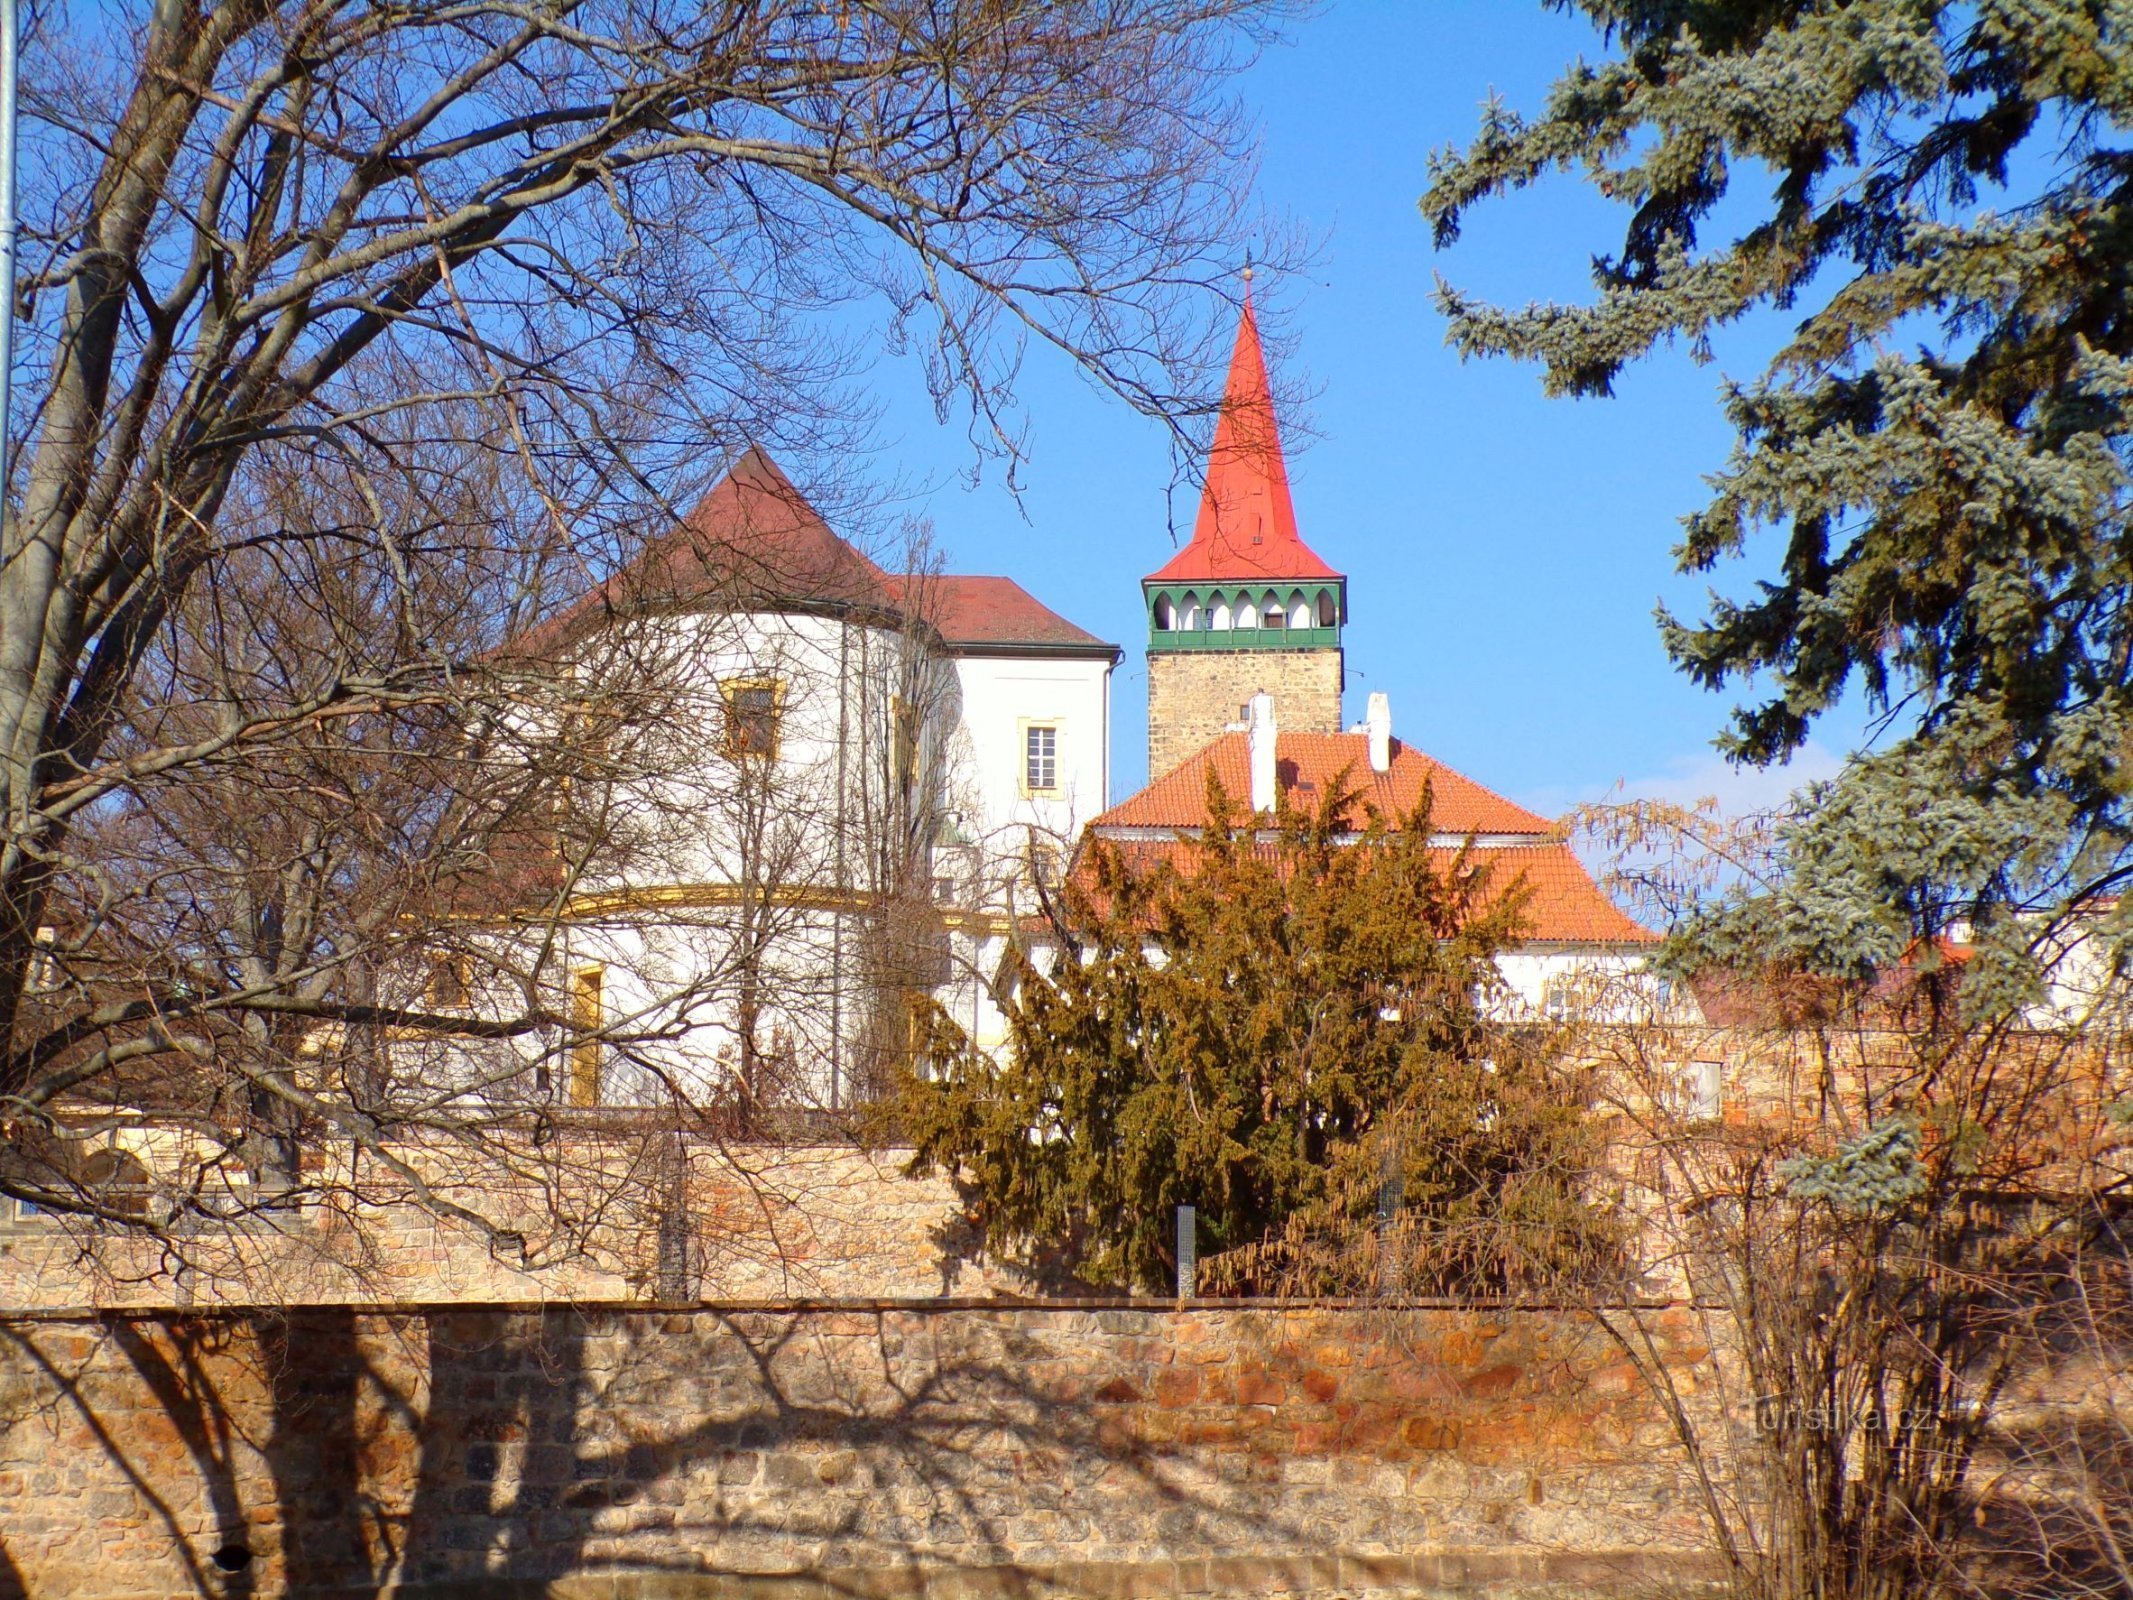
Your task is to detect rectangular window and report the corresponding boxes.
[569,966,604,1107]
[1027,834,1062,889]
[26,926,58,993]
[1024,724,1058,795]
[893,696,920,794]
[721,679,782,758]
[1680,1059,1724,1123]
[427,954,470,1010]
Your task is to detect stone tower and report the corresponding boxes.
[1143,295,1345,778]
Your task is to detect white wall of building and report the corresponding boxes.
[1493,948,1676,1023]
[565,607,943,896]
[945,651,1112,855]
[424,605,1116,1112]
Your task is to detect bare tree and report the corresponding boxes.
[1980,1218,2133,1600]
[0,0,1294,1264]
[1548,803,2133,1600]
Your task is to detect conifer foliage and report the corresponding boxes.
[1427,3,2133,959]
[897,775,1607,1294]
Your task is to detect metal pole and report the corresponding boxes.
[1377,1138,1405,1298]
[0,0,19,488]
[1175,1203,1196,1300]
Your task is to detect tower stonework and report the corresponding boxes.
[1143,294,1347,780]
[1147,647,1341,780]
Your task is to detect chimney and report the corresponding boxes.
[1366,692,1391,775]
[1248,692,1277,814]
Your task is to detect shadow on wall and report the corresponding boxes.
[0,1304,1716,1597]
[0,1309,1308,1596]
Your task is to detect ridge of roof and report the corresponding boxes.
[667,444,897,613]
[503,448,939,657]
[1092,730,1554,837]
[509,449,1116,662]
[1146,299,1342,587]
[882,574,1117,657]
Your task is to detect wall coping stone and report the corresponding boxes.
[312,1550,1729,1600]
[0,1295,1697,1323]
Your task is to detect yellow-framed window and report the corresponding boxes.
[892,695,921,794]
[1019,720,1061,797]
[569,965,604,1107]
[720,678,784,758]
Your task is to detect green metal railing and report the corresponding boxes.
[1148,624,1342,652]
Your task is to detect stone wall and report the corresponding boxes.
[0,1146,1009,1311]
[0,1303,1720,1599]
[1147,648,1343,778]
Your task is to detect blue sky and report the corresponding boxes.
[866,3,1859,815]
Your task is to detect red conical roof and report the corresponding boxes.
[1147,299,1342,586]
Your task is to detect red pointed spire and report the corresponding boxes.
[1146,296,1341,585]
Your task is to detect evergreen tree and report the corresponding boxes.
[895,774,1609,1293]
[1427,3,2133,976]
[1434,23,2133,1597]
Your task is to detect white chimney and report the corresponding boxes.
[1248,691,1277,814]
[1366,691,1392,775]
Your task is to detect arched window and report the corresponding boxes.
[1316,589,1337,627]
[1212,596,1233,630]
[1233,596,1256,629]
[1180,591,1201,629]
[1257,591,1284,630]
[1288,591,1310,628]
[1153,594,1174,630]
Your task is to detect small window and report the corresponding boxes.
[1316,590,1338,628]
[1541,976,1576,1021]
[569,966,604,1107]
[1153,595,1174,630]
[721,679,782,758]
[1680,1060,1724,1123]
[27,926,59,993]
[893,696,920,795]
[427,955,470,1010]
[1027,834,1062,888]
[1024,725,1059,795]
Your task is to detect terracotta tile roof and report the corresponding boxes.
[1486,844,1658,944]
[1082,836,1654,946]
[667,446,897,611]
[1093,731,1555,837]
[1686,935,1981,1028]
[883,575,1116,657]
[1086,730,1652,946]
[1145,299,1342,587]
[507,447,895,657]
[509,450,1115,664]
